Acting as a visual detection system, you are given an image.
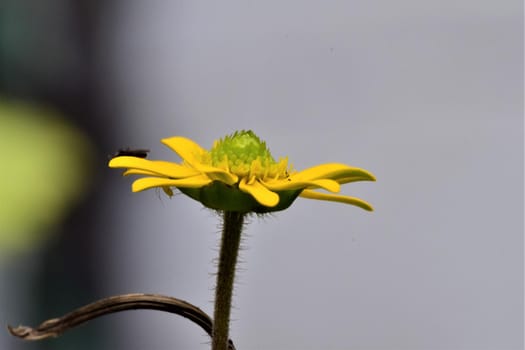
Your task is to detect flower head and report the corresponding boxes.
[109,130,375,213]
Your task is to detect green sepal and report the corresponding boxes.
[178,181,302,213]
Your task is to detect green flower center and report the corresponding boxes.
[209,130,290,179]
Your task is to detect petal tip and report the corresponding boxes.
[356,168,376,182]
[362,203,375,212]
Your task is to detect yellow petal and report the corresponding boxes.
[109,156,200,178]
[336,174,377,184]
[161,137,238,185]
[161,136,207,167]
[131,175,212,192]
[262,178,340,192]
[300,189,374,211]
[123,169,159,176]
[239,178,279,207]
[192,163,239,185]
[293,163,376,183]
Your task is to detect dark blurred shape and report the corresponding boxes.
[1,1,114,350]
[113,148,150,159]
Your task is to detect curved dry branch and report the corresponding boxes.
[8,293,235,350]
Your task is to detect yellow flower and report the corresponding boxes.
[109,130,375,213]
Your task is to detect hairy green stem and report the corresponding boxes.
[212,211,244,350]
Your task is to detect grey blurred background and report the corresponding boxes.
[1,1,522,350]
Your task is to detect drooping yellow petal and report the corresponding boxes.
[239,177,279,207]
[299,189,374,211]
[161,136,208,167]
[293,163,376,183]
[335,174,377,184]
[262,178,340,192]
[131,175,212,192]
[109,156,200,178]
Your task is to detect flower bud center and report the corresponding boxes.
[210,130,288,179]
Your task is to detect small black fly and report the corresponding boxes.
[112,148,150,159]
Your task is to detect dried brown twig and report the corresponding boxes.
[8,293,235,350]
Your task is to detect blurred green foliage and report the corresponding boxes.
[0,99,94,256]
